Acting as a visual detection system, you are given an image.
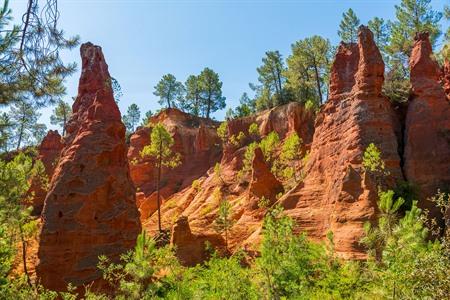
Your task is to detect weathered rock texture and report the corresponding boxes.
[30,130,63,215]
[443,59,450,100]
[127,108,222,220]
[36,43,141,291]
[279,26,403,259]
[142,103,315,262]
[404,33,450,216]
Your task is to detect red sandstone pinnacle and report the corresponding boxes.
[248,147,283,209]
[36,42,141,291]
[404,33,450,215]
[29,130,63,215]
[278,26,403,259]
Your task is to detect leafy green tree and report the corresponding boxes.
[259,131,280,165]
[140,110,153,127]
[286,35,332,105]
[228,93,255,119]
[141,123,181,232]
[153,74,185,109]
[214,198,234,250]
[9,99,44,150]
[368,17,391,54]
[338,8,360,43]
[122,103,141,133]
[98,231,180,299]
[184,75,202,116]
[198,68,226,119]
[0,0,79,107]
[0,153,47,287]
[276,132,303,181]
[111,77,123,102]
[217,121,228,144]
[50,100,72,135]
[388,0,442,58]
[252,51,288,110]
[0,113,13,152]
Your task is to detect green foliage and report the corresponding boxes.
[248,123,259,138]
[98,231,181,299]
[216,121,228,144]
[241,141,258,176]
[229,131,246,148]
[285,35,332,106]
[122,103,141,133]
[214,199,234,250]
[388,0,442,57]
[226,93,256,119]
[153,74,185,109]
[259,131,279,164]
[111,77,123,102]
[183,75,202,116]
[368,17,391,54]
[0,0,79,107]
[197,68,226,119]
[50,100,72,136]
[338,8,360,43]
[251,51,289,110]
[363,143,390,187]
[7,99,47,150]
[141,123,181,169]
[140,110,153,127]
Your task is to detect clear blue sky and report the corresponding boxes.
[10,0,448,128]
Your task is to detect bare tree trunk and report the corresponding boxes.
[19,224,32,288]
[313,62,323,104]
[157,140,162,232]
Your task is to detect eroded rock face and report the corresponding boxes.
[248,147,283,209]
[30,130,63,215]
[442,59,450,100]
[279,26,403,259]
[143,103,316,259]
[404,33,450,216]
[170,216,224,266]
[127,109,222,220]
[36,42,141,291]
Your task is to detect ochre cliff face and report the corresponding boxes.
[142,102,316,262]
[404,33,450,217]
[279,26,403,259]
[29,130,63,215]
[127,108,222,220]
[36,43,141,291]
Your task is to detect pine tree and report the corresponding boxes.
[153,74,185,109]
[140,123,181,232]
[9,99,44,150]
[198,68,226,119]
[50,100,72,136]
[368,17,391,54]
[253,51,287,110]
[286,35,332,105]
[141,110,153,126]
[338,8,361,43]
[123,103,141,133]
[184,75,202,116]
[0,113,13,152]
[388,0,442,57]
[214,193,233,250]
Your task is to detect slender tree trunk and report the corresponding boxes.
[62,111,67,136]
[16,123,24,151]
[206,95,211,120]
[313,63,323,104]
[19,224,32,288]
[157,140,163,232]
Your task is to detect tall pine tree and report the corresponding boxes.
[338,8,360,43]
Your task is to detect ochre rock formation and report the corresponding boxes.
[127,108,222,220]
[29,130,63,215]
[404,33,450,216]
[248,147,283,209]
[443,59,450,100]
[142,103,315,261]
[279,26,403,259]
[171,216,224,266]
[36,42,141,291]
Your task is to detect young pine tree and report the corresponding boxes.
[338,8,361,43]
[123,103,141,133]
[153,74,185,109]
[50,100,72,136]
[198,68,226,119]
[214,196,234,251]
[140,123,181,232]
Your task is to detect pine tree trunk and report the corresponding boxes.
[157,140,163,232]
